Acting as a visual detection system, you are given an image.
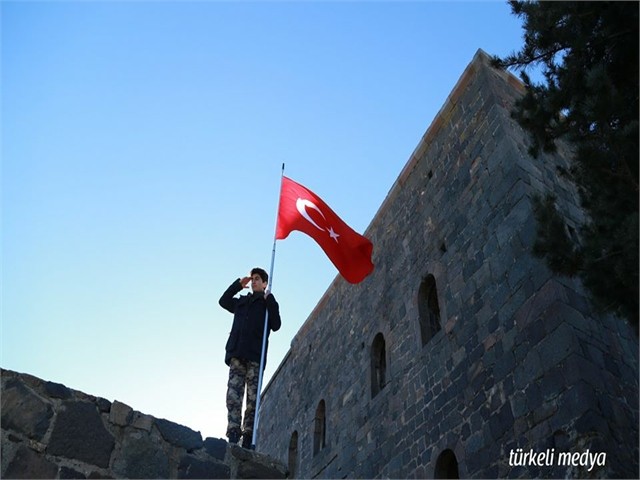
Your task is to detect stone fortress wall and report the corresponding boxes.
[256,49,639,479]
[1,368,286,479]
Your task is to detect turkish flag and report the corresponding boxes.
[276,176,374,284]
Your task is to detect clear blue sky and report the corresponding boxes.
[2,1,525,440]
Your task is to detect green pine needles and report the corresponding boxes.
[493,1,639,331]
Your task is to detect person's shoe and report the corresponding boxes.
[241,433,254,449]
[228,431,240,444]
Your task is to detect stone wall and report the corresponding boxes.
[257,49,639,479]
[1,368,286,479]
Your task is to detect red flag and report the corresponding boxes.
[276,176,374,284]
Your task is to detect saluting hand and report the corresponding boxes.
[240,276,251,288]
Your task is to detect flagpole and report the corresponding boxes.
[251,162,285,450]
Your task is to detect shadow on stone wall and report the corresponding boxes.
[1,368,286,479]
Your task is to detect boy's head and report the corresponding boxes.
[250,267,268,293]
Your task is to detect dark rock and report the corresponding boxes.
[509,390,528,419]
[155,418,203,451]
[465,431,484,454]
[488,403,514,441]
[59,466,87,479]
[95,397,112,413]
[178,454,230,479]
[1,379,53,441]
[237,459,286,479]
[109,400,133,426]
[47,401,115,468]
[229,444,253,461]
[538,366,566,403]
[111,432,170,479]
[45,381,71,399]
[231,446,286,479]
[574,409,611,438]
[87,471,114,479]
[4,445,59,479]
[204,437,228,461]
[552,429,572,450]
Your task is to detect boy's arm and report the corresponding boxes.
[265,294,281,332]
[219,279,244,313]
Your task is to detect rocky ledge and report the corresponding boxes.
[1,368,286,479]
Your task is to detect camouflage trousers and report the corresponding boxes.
[226,357,260,439]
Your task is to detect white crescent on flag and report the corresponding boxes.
[296,198,326,232]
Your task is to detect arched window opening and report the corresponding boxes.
[288,431,298,477]
[434,449,459,479]
[371,333,387,398]
[313,400,326,456]
[418,274,441,345]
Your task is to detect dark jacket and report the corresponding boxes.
[219,279,281,367]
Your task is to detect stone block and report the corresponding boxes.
[524,380,543,412]
[109,400,133,427]
[237,459,286,479]
[45,381,71,399]
[532,401,558,425]
[493,351,515,381]
[509,390,528,419]
[513,279,565,329]
[465,430,485,454]
[573,409,611,439]
[131,411,154,432]
[47,401,115,468]
[178,454,230,479]
[1,379,53,441]
[506,251,533,292]
[521,320,546,346]
[538,365,565,401]
[3,445,59,479]
[155,418,203,451]
[111,431,170,479]
[513,416,529,437]
[549,381,597,432]
[536,320,579,367]
[95,397,111,413]
[488,403,514,441]
[562,353,606,391]
[59,466,87,479]
[204,437,228,461]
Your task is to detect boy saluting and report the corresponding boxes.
[218,268,281,448]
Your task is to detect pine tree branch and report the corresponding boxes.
[590,161,640,191]
[589,249,628,265]
[499,45,568,70]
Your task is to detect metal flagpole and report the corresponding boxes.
[251,163,285,450]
